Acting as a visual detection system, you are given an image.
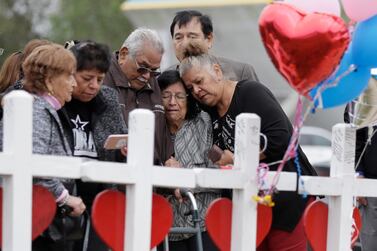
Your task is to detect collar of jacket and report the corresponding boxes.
[110,51,154,92]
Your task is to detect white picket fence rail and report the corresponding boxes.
[0,90,371,251]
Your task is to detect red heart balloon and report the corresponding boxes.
[205,198,272,250]
[303,200,362,251]
[91,190,173,251]
[0,185,56,246]
[259,3,350,95]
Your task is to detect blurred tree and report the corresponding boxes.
[0,0,50,64]
[48,0,134,51]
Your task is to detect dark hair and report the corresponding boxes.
[170,10,213,38]
[158,70,200,121]
[69,40,111,73]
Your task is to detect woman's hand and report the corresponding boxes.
[66,195,86,217]
[174,188,183,203]
[215,150,234,166]
[120,146,128,157]
[164,157,181,168]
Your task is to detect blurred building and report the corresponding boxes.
[121,0,344,130]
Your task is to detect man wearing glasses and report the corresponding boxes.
[104,27,173,165]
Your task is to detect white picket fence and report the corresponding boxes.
[0,90,372,251]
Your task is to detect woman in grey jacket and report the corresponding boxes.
[0,43,85,251]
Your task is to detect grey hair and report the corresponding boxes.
[179,54,220,77]
[122,27,164,57]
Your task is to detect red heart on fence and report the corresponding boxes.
[259,3,350,95]
[205,198,272,250]
[303,200,362,251]
[0,185,56,246]
[91,190,173,251]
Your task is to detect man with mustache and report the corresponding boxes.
[104,28,173,165]
[170,10,259,82]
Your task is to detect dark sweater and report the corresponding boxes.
[207,80,317,232]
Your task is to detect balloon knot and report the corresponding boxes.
[252,195,275,207]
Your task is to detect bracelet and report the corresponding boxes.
[57,191,70,207]
[56,189,68,203]
[59,194,70,207]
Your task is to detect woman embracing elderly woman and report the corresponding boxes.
[0,43,85,251]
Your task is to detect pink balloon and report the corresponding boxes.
[282,0,341,16]
[342,0,377,21]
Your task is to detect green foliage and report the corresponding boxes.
[48,0,134,51]
[0,0,47,64]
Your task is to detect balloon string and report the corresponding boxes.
[311,64,357,110]
[349,99,377,107]
[259,65,357,200]
[348,20,356,36]
[354,127,377,171]
[257,163,269,190]
[267,96,303,195]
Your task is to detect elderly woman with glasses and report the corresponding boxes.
[157,70,220,251]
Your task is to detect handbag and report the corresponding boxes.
[46,205,86,242]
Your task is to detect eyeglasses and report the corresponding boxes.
[162,91,188,101]
[133,58,161,77]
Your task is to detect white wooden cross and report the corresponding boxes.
[193,113,298,251]
[298,123,377,251]
[0,91,83,251]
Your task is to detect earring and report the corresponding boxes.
[48,88,55,96]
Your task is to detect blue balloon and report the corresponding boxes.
[352,14,377,68]
[309,49,370,109]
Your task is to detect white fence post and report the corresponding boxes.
[327,124,355,251]
[298,123,357,251]
[125,109,155,251]
[231,114,260,251]
[2,91,33,251]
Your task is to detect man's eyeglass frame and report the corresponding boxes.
[133,57,161,77]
